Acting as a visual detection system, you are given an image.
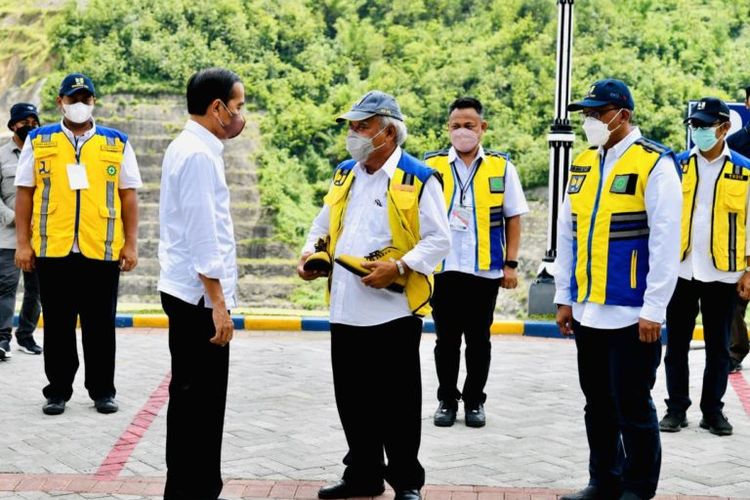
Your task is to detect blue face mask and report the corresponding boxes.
[692,126,720,152]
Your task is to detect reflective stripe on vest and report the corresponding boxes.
[567,139,671,306]
[679,151,750,272]
[29,125,126,261]
[424,151,508,271]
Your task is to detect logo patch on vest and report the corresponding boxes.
[724,173,749,181]
[38,160,50,176]
[610,174,638,195]
[488,176,505,193]
[570,165,591,173]
[568,175,586,194]
[106,165,117,176]
[333,169,351,186]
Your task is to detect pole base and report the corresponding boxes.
[528,274,557,316]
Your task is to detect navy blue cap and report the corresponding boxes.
[7,103,39,129]
[59,73,96,97]
[568,79,634,111]
[337,90,404,122]
[685,97,731,124]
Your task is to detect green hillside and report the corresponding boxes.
[19,0,750,247]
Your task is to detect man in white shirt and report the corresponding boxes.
[555,79,681,500]
[659,97,750,437]
[424,97,528,428]
[158,68,244,500]
[15,73,141,416]
[297,91,450,500]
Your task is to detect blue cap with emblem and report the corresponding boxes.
[684,97,730,124]
[7,102,39,129]
[568,78,634,111]
[337,90,404,123]
[59,73,96,97]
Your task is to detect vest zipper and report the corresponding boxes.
[584,151,606,301]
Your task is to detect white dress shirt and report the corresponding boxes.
[157,120,238,309]
[441,145,529,279]
[15,118,142,253]
[554,128,682,328]
[679,144,750,284]
[302,146,451,326]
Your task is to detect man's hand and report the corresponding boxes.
[500,267,518,289]
[556,304,574,336]
[361,260,400,289]
[15,243,35,272]
[297,252,328,280]
[638,318,661,343]
[119,242,138,272]
[738,271,750,301]
[210,306,234,346]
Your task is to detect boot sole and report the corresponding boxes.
[700,421,733,436]
[433,419,455,427]
[659,421,687,432]
[334,259,405,292]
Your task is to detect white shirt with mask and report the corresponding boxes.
[679,143,750,284]
[158,120,238,309]
[441,145,528,279]
[302,146,451,327]
[554,127,682,328]
[14,118,142,253]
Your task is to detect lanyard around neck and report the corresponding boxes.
[451,157,482,206]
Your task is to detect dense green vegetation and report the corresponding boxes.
[42,0,750,247]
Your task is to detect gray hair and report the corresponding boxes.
[379,115,408,146]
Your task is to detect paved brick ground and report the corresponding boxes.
[0,329,748,499]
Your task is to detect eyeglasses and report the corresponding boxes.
[688,121,721,130]
[581,107,620,120]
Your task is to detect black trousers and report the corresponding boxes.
[431,271,500,407]
[162,293,229,500]
[730,297,749,364]
[574,321,662,499]
[36,254,119,401]
[665,278,735,417]
[0,248,41,343]
[330,316,425,491]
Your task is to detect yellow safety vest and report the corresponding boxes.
[28,124,126,261]
[567,138,675,306]
[323,151,438,316]
[424,149,508,271]
[679,150,750,272]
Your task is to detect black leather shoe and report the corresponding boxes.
[42,398,65,415]
[561,485,615,500]
[619,492,643,500]
[394,489,421,500]
[94,397,119,414]
[433,401,457,427]
[465,404,486,428]
[659,411,687,432]
[318,480,385,499]
[700,412,733,436]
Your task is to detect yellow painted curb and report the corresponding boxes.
[490,321,524,335]
[245,316,301,331]
[692,326,704,341]
[133,315,169,328]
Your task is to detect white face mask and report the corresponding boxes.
[346,127,386,162]
[63,102,94,124]
[581,109,623,147]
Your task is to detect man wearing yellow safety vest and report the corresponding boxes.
[297,91,450,500]
[14,73,141,416]
[555,79,681,500]
[659,97,750,437]
[424,97,528,428]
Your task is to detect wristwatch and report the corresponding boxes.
[504,260,519,269]
[395,259,406,275]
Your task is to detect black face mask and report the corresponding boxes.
[15,125,37,143]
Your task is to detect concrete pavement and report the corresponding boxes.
[0,329,748,499]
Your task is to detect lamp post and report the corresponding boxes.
[528,0,575,315]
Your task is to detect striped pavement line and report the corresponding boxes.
[14,314,706,343]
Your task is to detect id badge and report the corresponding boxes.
[450,206,471,232]
[66,163,89,190]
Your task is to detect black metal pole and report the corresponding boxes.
[528,0,575,314]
